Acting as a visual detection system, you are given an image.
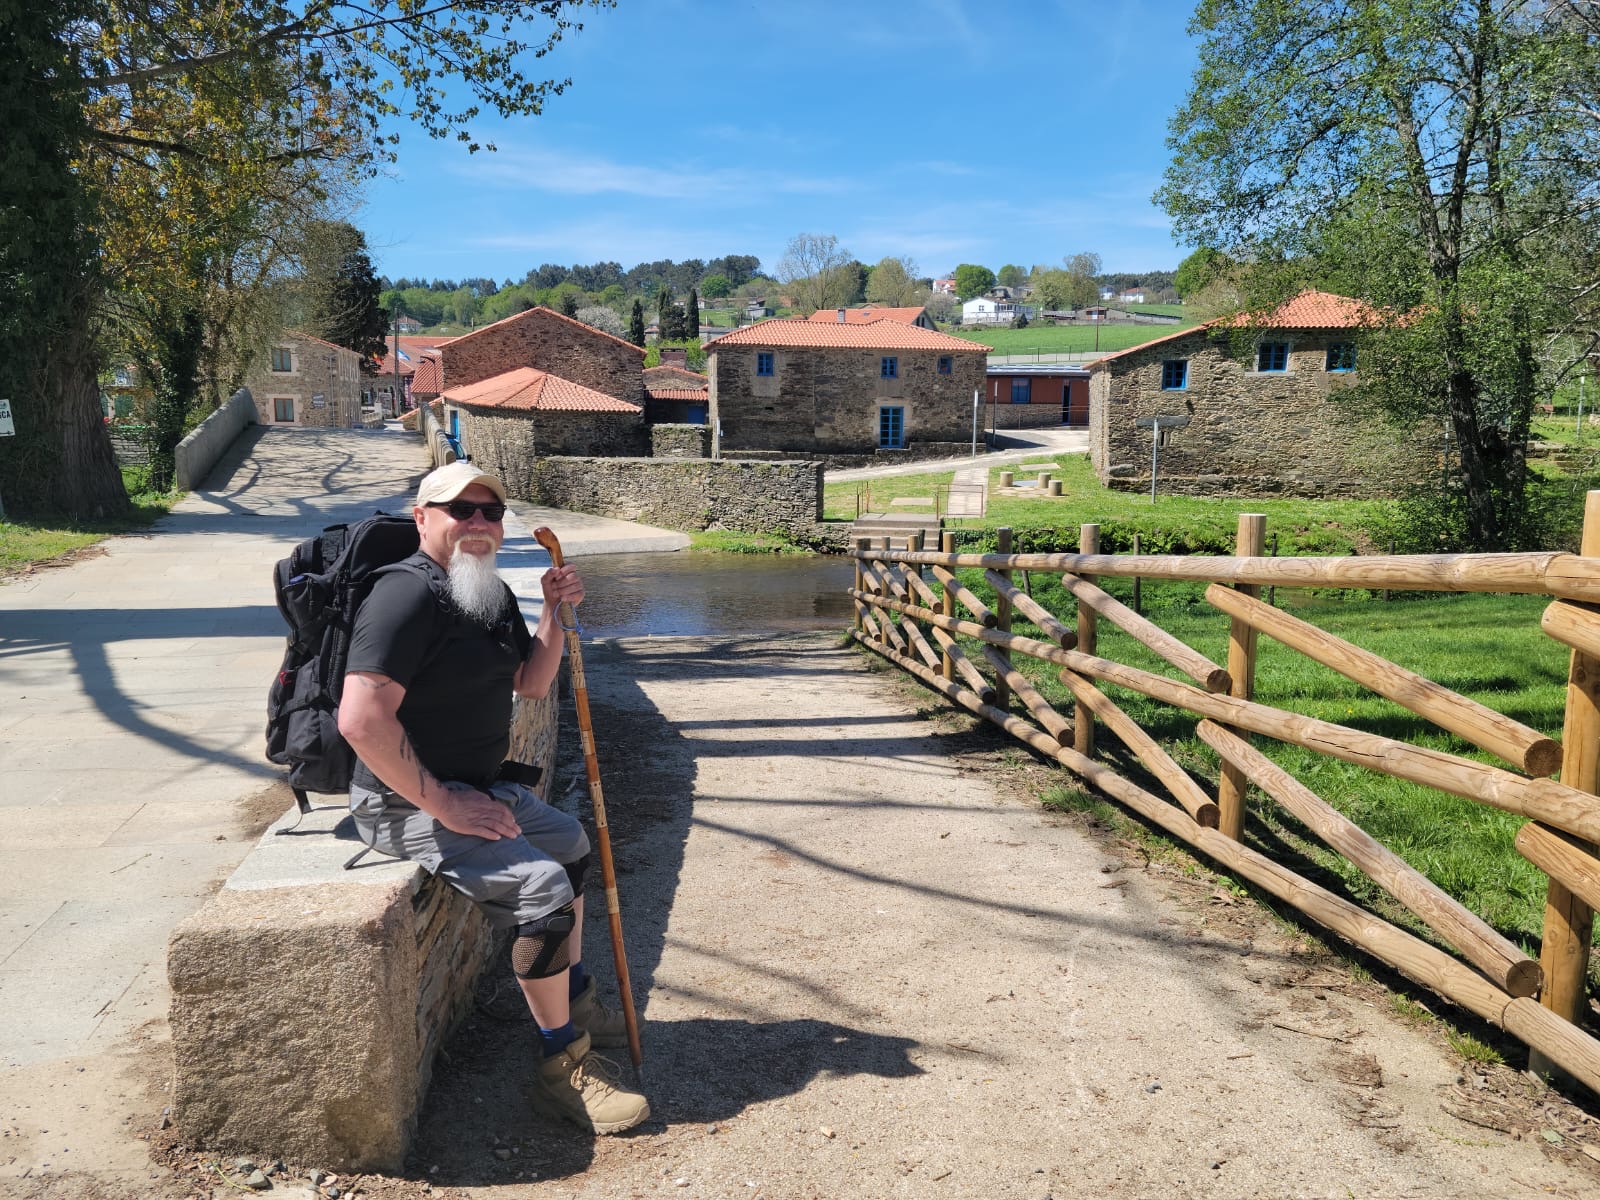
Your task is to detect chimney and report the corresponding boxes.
[661,347,687,368]
[836,308,846,323]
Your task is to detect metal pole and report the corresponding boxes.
[1579,375,1587,437]
[971,388,979,456]
[1150,419,1160,502]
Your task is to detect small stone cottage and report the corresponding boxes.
[703,318,989,458]
[437,306,646,482]
[1088,289,1427,497]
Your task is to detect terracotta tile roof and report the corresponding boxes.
[805,306,928,326]
[705,317,987,352]
[643,365,708,389]
[1090,289,1388,370]
[647,388,710,402]
[373,350,415,377]
[443,366,641,413]
[410,353,443,396]
[396,334,456,353]
[445,304,644,356]
[1216,289,1387,330]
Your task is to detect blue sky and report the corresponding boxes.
[357,1,1200,286]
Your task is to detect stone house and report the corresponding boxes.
[244,332,364,428]
[436,306,646,481]
[703,317,989,457]
[1088,289,1426,497]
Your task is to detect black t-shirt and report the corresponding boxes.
[345,553,533,791]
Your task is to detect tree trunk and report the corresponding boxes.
[0,291,129,519]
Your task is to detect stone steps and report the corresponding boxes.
[847,512,942,549]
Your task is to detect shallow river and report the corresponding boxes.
[566,550,858,637]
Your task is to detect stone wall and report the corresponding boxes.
[243,335,363,429]
[455,405,647,493]
[108,429,150,466]
[175,389,257,489]
[440,306,646,407]
[708,345,986,454]
[1088,328,1429,498]
[651,423,711,458]
[984,403,1071,430]
[524,457,822,540]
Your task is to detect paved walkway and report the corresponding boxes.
[0,425,683,1184]
[824,425,1087,483]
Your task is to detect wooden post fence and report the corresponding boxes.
[1216,513,1266,841]
[994,527,1013,712]
[1074,524,1099,757]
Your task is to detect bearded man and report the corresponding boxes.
[338,460,649,1135]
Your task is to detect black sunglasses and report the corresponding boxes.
[427,499,506,522]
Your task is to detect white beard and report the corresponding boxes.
[446,543,506,627]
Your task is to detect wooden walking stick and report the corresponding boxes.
[532,526,643,1070]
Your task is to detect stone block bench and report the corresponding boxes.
[167,690,557,1172]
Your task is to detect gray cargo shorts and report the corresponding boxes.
[350,780,590,929]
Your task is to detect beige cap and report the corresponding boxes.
[415,459,507,506]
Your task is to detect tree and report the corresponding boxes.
[628,299,646,346]
[997,264,1026,290]
[1173,247,1231,300]
[1062,252,1102,309]
[952,264,996,301]
[655,284,673,325]
[1158,0,1600,550]
[700,273,732,300]
[1029,269,1073,312]
[686,289,700,339]
[300,222,388,362]
[866,256,921,307]
[575,305,625,338]
[7,0,605,519]
[776,233,856,313]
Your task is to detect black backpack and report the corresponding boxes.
[265,512,421,814]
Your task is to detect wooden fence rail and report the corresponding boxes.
[849,504,1600,1094]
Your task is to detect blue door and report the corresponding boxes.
[879,406,905,449]
[686,404,707,425]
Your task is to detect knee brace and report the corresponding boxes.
[563,853,590,896]
[511,903,576,979]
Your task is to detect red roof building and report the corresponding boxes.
[805,305,935,330]
[1087,289,1426,498]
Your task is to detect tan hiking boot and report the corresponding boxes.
[570,976,629,1048]
[531,1031,649,1135]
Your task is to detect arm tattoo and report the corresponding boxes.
[398,733,436,799]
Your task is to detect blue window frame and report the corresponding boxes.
[878,406,905,449]
[1257,341,1290,372]
[1326,342,1356,372]
[938,355,953,375]
[1161,359,1188,390]
[881,356,898,379]
[1010,378,1031,404]
[756,352,774,377]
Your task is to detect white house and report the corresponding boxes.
[1120,289,1147,304]
[962,297,1034,325]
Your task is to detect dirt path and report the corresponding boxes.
[29,631,1600,1199]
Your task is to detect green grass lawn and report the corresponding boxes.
[951,320,1198,357]
[0,468,180,577]
[828,455,1379,557]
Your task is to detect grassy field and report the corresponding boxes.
[951,320,1197,357]
[828,454,1379,556]
[0,468,180,576]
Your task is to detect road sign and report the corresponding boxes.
[0,398,13,437]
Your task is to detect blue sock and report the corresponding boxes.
[568,960,590,999]
[539,1020,578,1058]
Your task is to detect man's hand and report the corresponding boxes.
[434,783,521,840]
[540,563,585,613]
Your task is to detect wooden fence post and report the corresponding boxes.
[1534,491,1600,1073]
[940,531,957,681]
[1216,513,1266,841]
[1074,524,1100,756]
[995,527,1013,711]
[853,537,869,632]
